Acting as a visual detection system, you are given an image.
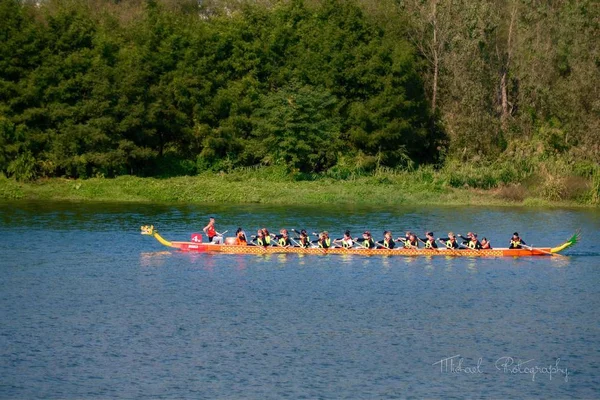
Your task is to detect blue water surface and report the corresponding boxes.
[0,201,599,399]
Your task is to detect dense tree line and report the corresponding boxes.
[0,0,598,181]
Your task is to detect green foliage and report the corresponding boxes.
[0,0,596,207]
[7,151,36,181]
[252,82,340,173]
[0,0,439,179]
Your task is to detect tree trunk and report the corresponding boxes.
[500,68,508,130]
[501,4,517,132]
[431,0,439,111]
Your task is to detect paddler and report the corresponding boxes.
[274,229,292,247]
[235,227,247,245]
[251,229,267,247]
[334,230,354,248]
[481,237,492,249]
[396,231,412,247]
[509,232,526,249]
[261,228,272,246]
[379,231,395,249]
[357,231,375,249]
[294,229,312,248]
[203,216,223,244]
[317,231,331,249]
[457,232,474,246]
[438,232,459,249]
[466,233,482,250]
[457,232,481,249]
[403,232,419,248]
[422,231,438,249]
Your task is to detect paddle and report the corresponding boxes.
[458,242,482,253]
[290,229,305,247]
[292,229,316,248]
[330,238,346,249]
[353,238,376,250]
[437,238,461,255]
[404,241,419,250]
[395,236,413,248]
[248,235,259,246]
[519,243,553,256]
[456,234,479,251]
[289,236,303,247]
[376,238,401,250]
[268,234,282,247]
[374,241,389,250]
[249,234,275,247]
[310,232,338,249]
[397,234,419,250]
[417,236,438,251]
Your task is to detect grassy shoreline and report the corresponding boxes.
[0,171,597,208]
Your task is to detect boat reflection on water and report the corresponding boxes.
[276,254,288,265]
[444,256,454,272]
[233,255,247,271]
[139,251,171,268]
[296,253,307,266]
[466,258,478,273]
[256,254,274,263]
[422,255,434,276]
[381,256,391,270]
[550,254,571,268]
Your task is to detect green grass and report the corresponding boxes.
[1,165,597,207]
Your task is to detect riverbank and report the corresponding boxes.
[1,167,597,207]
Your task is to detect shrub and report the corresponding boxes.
[7,152,37,182]
[540,176,567,201]
[592,170,600,205]
[496,184,527,202]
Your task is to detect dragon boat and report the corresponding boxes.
[141,225,579,257]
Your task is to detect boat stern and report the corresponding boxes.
[550,231,580,254]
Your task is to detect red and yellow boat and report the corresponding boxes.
[141,225,579,257]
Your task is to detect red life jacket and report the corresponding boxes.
[206,225,216,238]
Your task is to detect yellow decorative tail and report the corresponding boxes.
[550,231,580,254]
[141,225,174,248]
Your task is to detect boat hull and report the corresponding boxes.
[169,241,552,257]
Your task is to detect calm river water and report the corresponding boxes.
[1,201,599,399]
